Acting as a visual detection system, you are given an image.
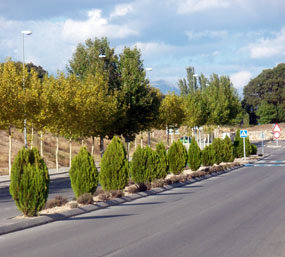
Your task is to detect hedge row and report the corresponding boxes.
[9,131,257,216]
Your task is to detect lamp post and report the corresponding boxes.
[145,67,152,146]
[21,30,32,149]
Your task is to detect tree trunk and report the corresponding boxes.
[100,135,104,158]
[8,126,12,177]
[56,136,59,172]
[69,138,72,168]
[30,126,34,149]
[134,136,137,150]
[40,132,43,157]
[91,136,94,156]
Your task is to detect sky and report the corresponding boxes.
[1,0,285,96]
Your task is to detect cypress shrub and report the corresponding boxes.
[9,147,49,217]
[188,137,201,171]
[211,138,224,164]
[69,147,98,198]
[155,142,169,178]
[222,136,235,162]
[145,146,159,182]
[202,145,215,166]
[130,145,147,183]
[99,137,128,190]
[167,140,187,175]
[251,144,257,155]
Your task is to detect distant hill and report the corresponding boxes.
[151,80,180,94]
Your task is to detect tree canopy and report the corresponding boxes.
[243,63,285,124]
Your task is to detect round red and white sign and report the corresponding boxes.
[274,131,280,139]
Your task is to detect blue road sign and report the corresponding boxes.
[240,130,248,138]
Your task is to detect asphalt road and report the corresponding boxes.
[1,144,285,256]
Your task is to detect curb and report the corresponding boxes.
[0,164,244,236]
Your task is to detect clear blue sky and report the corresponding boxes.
[1,0,284,95]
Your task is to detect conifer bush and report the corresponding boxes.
[222,136,235,162]
[211,138,224,164]
[251,144,257,155]
[99,137,128,190]
[188,137,201,171]
[130,145,147,183]
[167,140,187,174]
[155,142,169,178]
[69,147,98,198]
[201,145,215,166]
[9,147,49,217]
[145,146,159,182]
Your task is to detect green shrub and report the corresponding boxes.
[99,137,128,190]
[222,136,235,162]
[130,146,159,183]
[145,146,159,182]
[69,147,98,198]
[155,142,169,178]
[251,144,257,155]
[167,140,187,174]
[130,145,148,183]
[188,137,201,171]
[201,145,215,166]
[211,138,224,164]
[9,147,49,217]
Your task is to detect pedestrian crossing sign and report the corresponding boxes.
[240,130,248,138]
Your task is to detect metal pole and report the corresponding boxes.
[261,131,264,155]
[243,137,246,160]
[22,33,27,148]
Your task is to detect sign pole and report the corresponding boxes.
[243,137,246,160]
[261,131,264,155]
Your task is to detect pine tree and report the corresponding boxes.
[130,145,148,183]
[188,137,201,171]
[99,137,128,190]
[69,147,98,198]
[9,147,49,216]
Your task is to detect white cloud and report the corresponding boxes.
[110,4,134,18]
[132,42,176,58]
[175,0,230,14]
[230,71,252,89]
[248,27,285,59]
[62,9,138,42]
[186,30,228,40]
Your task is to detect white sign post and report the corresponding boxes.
[272,123,281,147]
[240,130,248,160]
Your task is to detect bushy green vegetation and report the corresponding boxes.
[9,147,49,216]
[69,147,98,198]
[155,142,169,178]
[188,137,201,171]
[222,136,235,162]
[99,137,128,190]
[168,140,187,174]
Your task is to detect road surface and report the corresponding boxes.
[1,143,285,256]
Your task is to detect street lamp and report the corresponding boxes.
[21,30,32,149]
[145,67,152,146]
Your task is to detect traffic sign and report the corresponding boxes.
[274,131,281,139]
[273,123,281,132]
[240,130,248,138]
